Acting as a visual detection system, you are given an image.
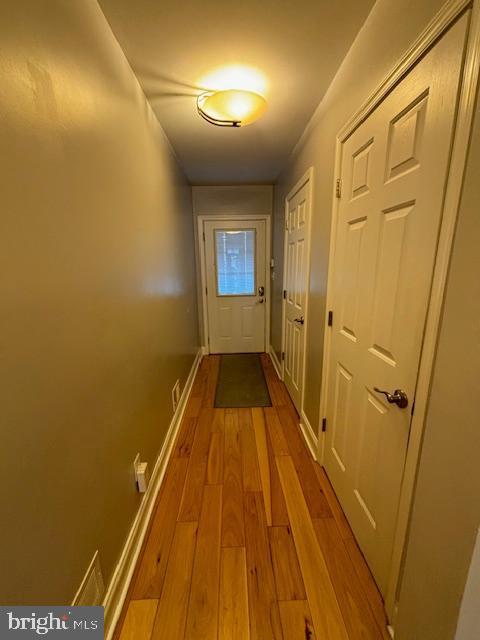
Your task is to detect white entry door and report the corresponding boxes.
[283,175,311,413]
[204,219,266,353]
[324,17,466,595]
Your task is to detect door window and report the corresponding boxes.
[215,229,256,296]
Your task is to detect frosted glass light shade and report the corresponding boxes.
[197,89,267,127]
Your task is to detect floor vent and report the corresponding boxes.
[72,550,105,606]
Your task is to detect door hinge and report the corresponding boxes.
[328,310,333,326]
[285,218,288,231]
[205,286,208,296]
[335,178,342,199]
[281,351,285,361]
[322,417,327,432]
[202,231,205,241]
[283,289,287,300]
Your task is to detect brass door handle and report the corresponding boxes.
[374,387,409,409]
[294,316,304,325]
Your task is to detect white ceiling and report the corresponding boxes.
[99,0,374,184]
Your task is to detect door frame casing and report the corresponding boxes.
[317,0,480,626]
[281,167,314,418]
[198,214,271,354]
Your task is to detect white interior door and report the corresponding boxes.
[283,176,311,413]
[205,219,266,353]
[324,17,467,595]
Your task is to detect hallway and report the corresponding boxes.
[2,1,480,638]
[115,355,389,639]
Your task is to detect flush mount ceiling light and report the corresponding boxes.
[196,89,267,127]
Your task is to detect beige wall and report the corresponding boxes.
[396,98,480,639]
[0,0,198,604]
[192,185,273,217]
[271,0,446,428]
[454,528,480,638]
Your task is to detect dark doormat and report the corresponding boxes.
[214,353,272,408]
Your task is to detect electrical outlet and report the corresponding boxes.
[172,379,181,412]
[133,453,149,493]
[135,462,149,493]
[133,453,141,490]
[133,452,140,476]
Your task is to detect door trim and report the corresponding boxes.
[317,0,480,626]
[197,214,271,354]
[281,167,314,414]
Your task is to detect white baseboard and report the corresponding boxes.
[300,410,318,461]
[102,347,203,640]
[268,345,283,380]
[268,346,316,460]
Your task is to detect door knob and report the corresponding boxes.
[294,316,305,325]
[374,387,409,409]
[258,298,264,304]
[258,285,265,296]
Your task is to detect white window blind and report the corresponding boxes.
[215,229,255,296]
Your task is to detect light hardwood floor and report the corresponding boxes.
[114,354,390,640]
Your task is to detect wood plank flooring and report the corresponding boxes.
[115,354,390,640]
